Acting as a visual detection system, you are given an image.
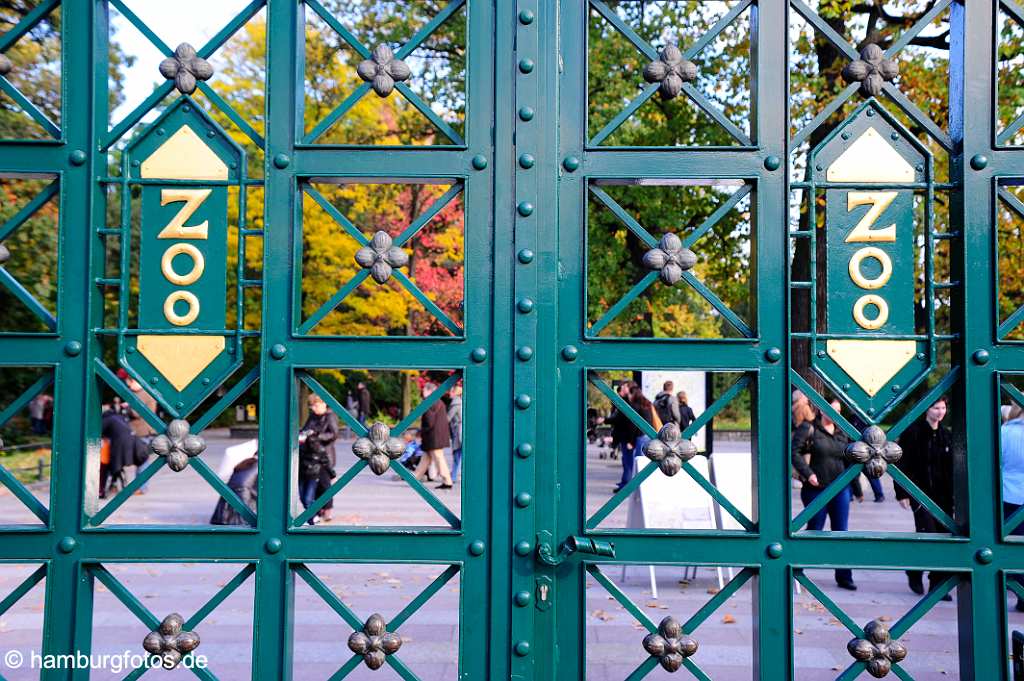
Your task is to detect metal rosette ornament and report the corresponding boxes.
[120,96,246,418]
[807,99,933,421]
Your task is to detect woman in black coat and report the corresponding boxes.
[298,395,339,524]
[412,382,454,489]
[791,399,856,589]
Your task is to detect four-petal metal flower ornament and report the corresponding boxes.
[642,616,699,672]
[642,44,698,100]
[842,44,899,98]
[149,419,207,472]
[353,422,405,475]
[348,613,403,670]
[847,619,908,678]
[642,233,697,286]
[355,231,410,284]
[845,425,902,479]
[159,43,214,95]
[357,44,412,98]
[142,613,200,669]
[643,423,698,477]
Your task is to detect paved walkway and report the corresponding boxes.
[0,434,1018,679]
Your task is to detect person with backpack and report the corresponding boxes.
[654,381,681,426]
[297,394,339,525]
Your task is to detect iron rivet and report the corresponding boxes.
[176,401,184,409]
[867,407,876,415]
[515,492,533,507]
[563,155,580,172]
[157,128,165,136]
[970,154,989,170]
[765,347,782,363]
[976,547,993,564]
[469,540,486,556]
[202,377,211,385]
[230,162,237,169]
[518,297,534,313]
[842,383,851,391]
[64,341,82,357]
[207,130,216,138]
[471,347,488,363]
[815,164,823,171]
[69,149,87,166]
[182,105,191,113]
[816,350,826,358]
[514,641,531,656]
[892,384,901,392]
[973,349,990,365]
[866,109,875,117]
[270,343,287,360]
[519,9,534,24]
[517,346,534,361]
[891,132,899,140]
[514,590,532,607]
[265,538,282,554]
[518,106,534,121]
[562,345,578,361]
[514,540,532,556]
[764,155,781,171]
[518,248,535,263]
[150,377,159,385]
[841,132,851,140]
[766,543,783,559]
[519,58,534,73]
[515,394,532,410]
[517,443,534,458]
[126,346,135,353]
[917,352,926,360]
[131,160,140,167]
[471,154,488,170]
[517,201,534,217]
[58,536,77,553]
[519,154,535,169]
[916,164,924,172]
[273,153,290,169]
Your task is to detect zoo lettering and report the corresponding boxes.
[844,190,898,330]
[157,189,210,327]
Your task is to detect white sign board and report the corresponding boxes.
[217,438,258,481]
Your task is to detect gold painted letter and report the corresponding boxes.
[158,188,211,239]
[845,191,897,243]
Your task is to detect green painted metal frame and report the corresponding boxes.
[0,1,1021,679]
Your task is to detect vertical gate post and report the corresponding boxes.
[951,1,1001,678]
[752,2,791,679]
[256,1,300,678]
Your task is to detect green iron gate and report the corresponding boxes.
[0,0,1022,679]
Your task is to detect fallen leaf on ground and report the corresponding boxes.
[722,614,736,624]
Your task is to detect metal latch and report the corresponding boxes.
[535,531,615,566]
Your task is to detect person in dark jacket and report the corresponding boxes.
[298,395,339,524]
[676,390,697,431]
[413,382,454,488]
[100,408,136,499]
[356,382,372,426]
[791,399,857,589]
[611,381,641,492]
[896,397,954,598]
[654,381,681,426]
[210,454,258,525]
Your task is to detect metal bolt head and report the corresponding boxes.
[970,154,989,170]
[519,153,535,169]
[765,347,782,363]
[64,341,82,357]
[517,346,534,361]
[519,58,534,73]
[973,349,990,365]
[58,536,77,553]
[518,248,535,263]
[518,106,534,121]
[469,540,486,556]
[470,347,488,363]
[517,201,534,217]
[764,155,781,171]
[265,538,282,554]
[514,540,532,556]
[563,156,580,172]
[270,344,287,360]
[514,590,532,607]
[514,640,531,656]
[471,154,488,170]
[69,149,87,166]
[515,394,532,410]
[517,443,534,458]
[976,547,993,564]
[766,542,783,559]
[562,345,579,361]
[518,9,534,24]
[515,492,533,507]
[273,153,290,169]
[517,297,534,313]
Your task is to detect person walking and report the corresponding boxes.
[413,382,454,489]
[298,394,338,524]
[448,384,463,483]
[791,398,857,590]
[654,381,681,426]
[895,397,954,598]
[676,390,696,431]
[611,381,641,493]
[210,452,258,525]
[356,381,372,426]
[1002,404,1024,610]
[100,406,135,499]
[28,393,50,435]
